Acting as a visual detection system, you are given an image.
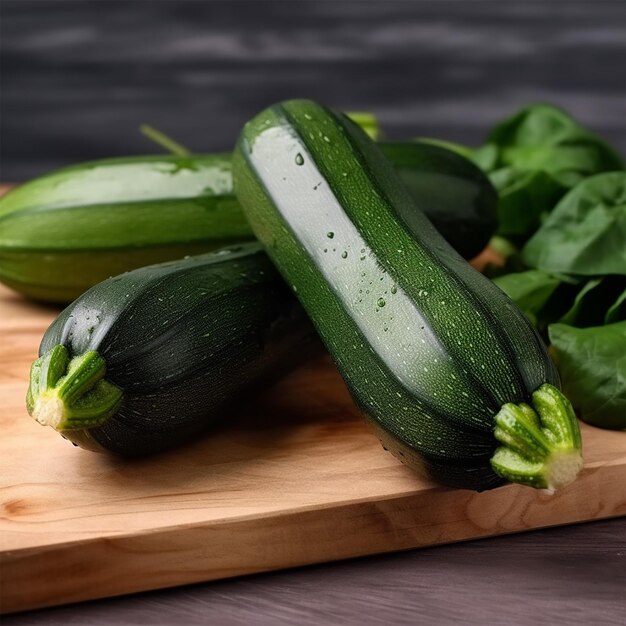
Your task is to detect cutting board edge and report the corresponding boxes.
[1,452,623,554]
[2,460,624,615]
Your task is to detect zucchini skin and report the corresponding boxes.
[379,142,496,259]
[0,146,496,303]
[233,100,567,491]
[0,154,250,302]
[33,243,316,456]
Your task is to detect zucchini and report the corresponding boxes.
[379,142,496,259]
[0,144,496,303]
[26,243,316,456]
[0,154,250,303]
[233,99,583,492]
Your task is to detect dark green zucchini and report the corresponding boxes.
[0,143,496,303]
[26,243,316,456]
[233,99,582,492]
[379,142,496,259]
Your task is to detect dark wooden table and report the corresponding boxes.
[2,1,625,180]
[2,1,624,624]
[4,519,625,625]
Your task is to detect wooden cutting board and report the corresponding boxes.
[1,284,625,614]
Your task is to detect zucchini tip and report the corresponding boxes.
[490,383,583,491]
[27,345,123,432]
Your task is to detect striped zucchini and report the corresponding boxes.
[0,154,249,302]
[233,99,583,492]
[0,143,496,303]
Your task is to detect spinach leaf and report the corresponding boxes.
[488,103,582,147]
[487,104,623,174]
[488,168,565,238]
[483,105,625,430]
[493,270,560,326]
[469,144,499,172]
[549,322,626,430]
[522,172,626,276]
[605,289,626,324]
[558,278,604,327]
[486,104,624,240]
[559,276,626,327]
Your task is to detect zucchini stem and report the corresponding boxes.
[27,345,123,431]
[345,112,381,140]
[140,124,191,156]
[490,384,583,491]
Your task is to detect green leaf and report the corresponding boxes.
[549,323,626,430]
[488,104,624,171]
[522,172,626,276]
[489,168,566,238]
[500,137,621,186]
[493,270,560,326]
[605,289,626,324]
[471,144,500,172]
[487,103,582,147]
[484,103,624,241]
[558,279,603,326]
[559,276,626,327]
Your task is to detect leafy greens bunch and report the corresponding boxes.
[453,104,625,430]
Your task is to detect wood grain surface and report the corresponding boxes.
[1,284,625,614]
[3,518,625,626]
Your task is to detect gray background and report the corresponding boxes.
[2,0,625,181]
